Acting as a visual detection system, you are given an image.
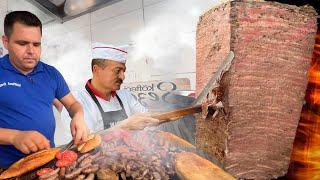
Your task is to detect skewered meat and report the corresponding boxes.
[36,168,54,177]
[65,168,82,179]
[59,167,66,178]
[38,168,60,180]
[74,174,86,180]
[82,164,99,174]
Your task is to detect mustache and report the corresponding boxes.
[116,79,123,84]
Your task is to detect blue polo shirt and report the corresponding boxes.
[0,54,70,168]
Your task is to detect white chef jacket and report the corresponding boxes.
[58,88,147,145]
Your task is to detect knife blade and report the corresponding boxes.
[191,51,235,106]
[61,140,74,153]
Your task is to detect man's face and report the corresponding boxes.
[96,60,126,91]
[2,22,41,74]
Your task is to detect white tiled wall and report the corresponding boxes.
[92,10,144,45]
[91,0,142,24]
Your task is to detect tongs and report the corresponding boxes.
[61,140,75,153]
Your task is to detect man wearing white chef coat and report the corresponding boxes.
[59,43,158,144]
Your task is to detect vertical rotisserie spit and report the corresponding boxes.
[196,0,318,179]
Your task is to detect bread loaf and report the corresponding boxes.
[0,148,60,179]
[78,134,102,153]
[77,134,95,152]
[156,131,195,149]
[175,152,235,180]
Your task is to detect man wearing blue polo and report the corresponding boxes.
[0,11,89,168]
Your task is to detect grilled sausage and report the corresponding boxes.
[64,168,82,179]
[39,168,60,180]
[82,165,99,174]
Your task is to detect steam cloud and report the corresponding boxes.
[41,23,92,90]
[129,0,218,81]
[41,0,217,89]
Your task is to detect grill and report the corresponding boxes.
[5,129,221,180]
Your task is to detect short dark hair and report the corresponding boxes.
[4,11,42,37]
[91,59,108,72]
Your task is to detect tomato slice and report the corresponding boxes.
[55,159,73,167]
[55,151,62,160]
[62,150,78,162]
[36,168,54,176]
[56,150,78,162]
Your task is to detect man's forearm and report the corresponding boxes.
[0,128,19,145]
[67,101,84,118]
[110,119,129,130]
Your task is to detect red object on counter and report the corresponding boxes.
[55,159,73,167]
[55,150,78,167]
[56,150,78,161]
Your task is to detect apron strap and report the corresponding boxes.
[85,83,105,115]
[115,94,125,110]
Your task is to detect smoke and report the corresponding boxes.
[41,23,92,90]
[130,0,217,78]
[40,0,217,89]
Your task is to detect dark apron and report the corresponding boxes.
[85,84,128,129]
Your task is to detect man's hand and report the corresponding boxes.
[60,93,89,145]
[11,130,50,154]
[70,113,89,145]
[116,113,159,130]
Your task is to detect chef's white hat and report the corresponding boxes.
[92,42,128,63]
